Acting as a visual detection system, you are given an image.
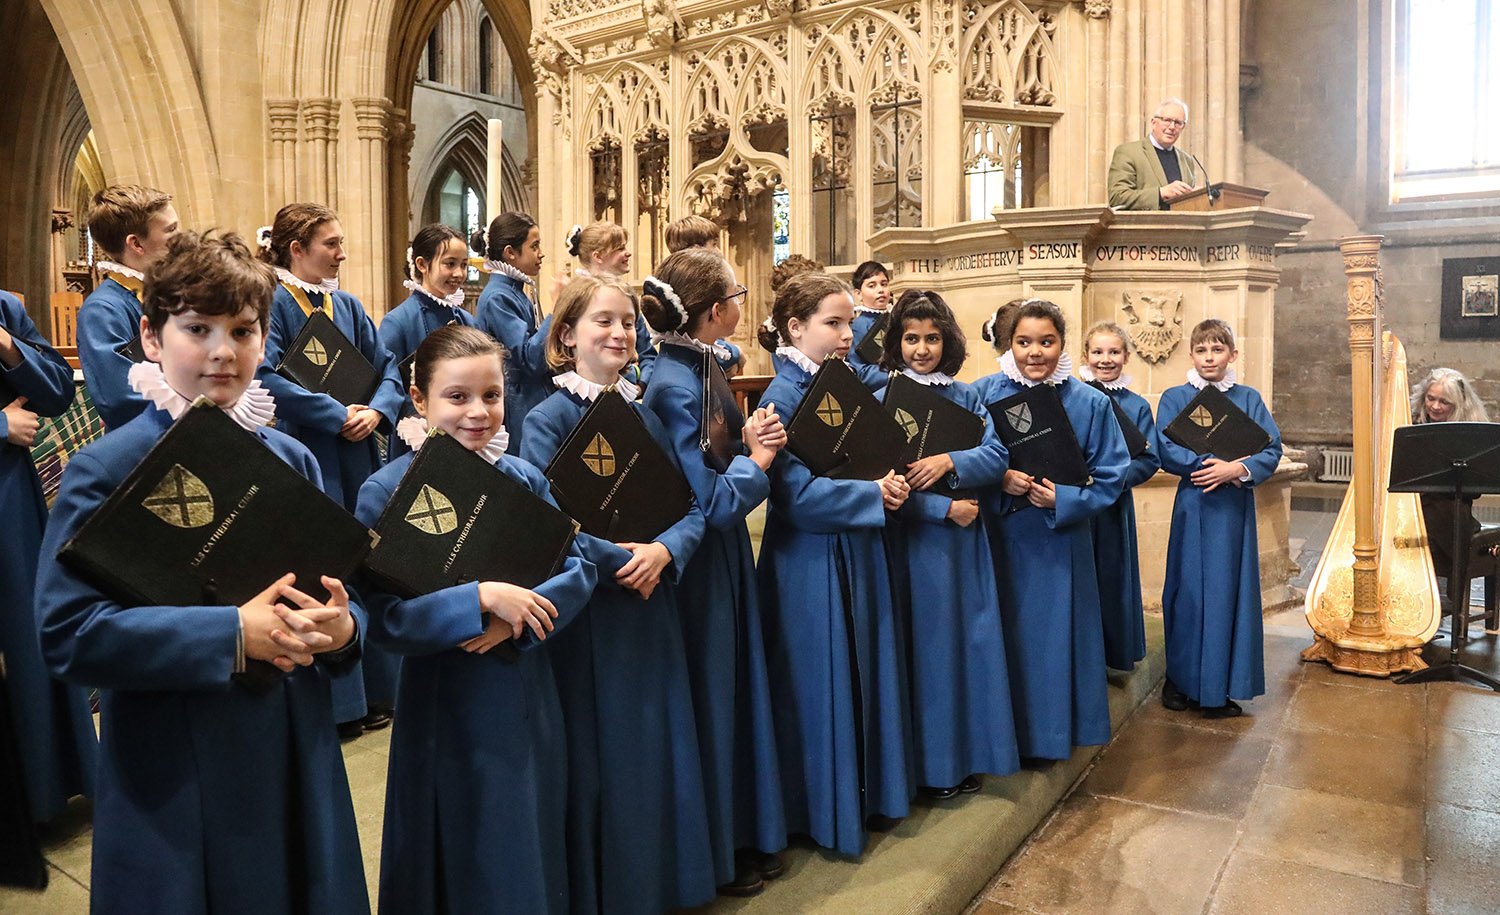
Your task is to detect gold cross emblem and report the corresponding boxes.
[302,337,329,366]
[816,393,843,427]
[895,408,920,442]
[1190,405,1214,427]
[142,464,215,529]
[405,484,458,535]
[1005,403,1032,433]
[583,433,615,477]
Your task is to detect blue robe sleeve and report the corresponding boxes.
[508,462,597,650]
[75,288,145,429]
[1235,389,1284,486]
[1,293,74,419]
[901,490,953,525]
[946,384,1010,490]
[714,341,741,372]
[348,299,404,428]
[635,405,706,579]
[1122,394,1162,489]
[765,449,887,534]
[256,299,350,434]
[519,401,633,580]
[479,285,552,380]
[646,380,770,530]
[632,331,656,386]
[35,449,243,691]
[1049,392,1129,530]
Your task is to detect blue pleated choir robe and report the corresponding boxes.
[375,290,477,461]
[1156,381,1283,707]
[1089,385,1162,670]
[35,406,368,915]
[972,374,1129,760]
[0,292,96,823]
[476,272,552,455]
[642,342,786,885]
[756,355,914,857]
[522,388,717,914]
[76,273,148,431]
[258,284,406,721]
[894,378,1021,787]
[355,452,597,915]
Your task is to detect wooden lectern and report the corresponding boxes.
[1168,182,1269,211]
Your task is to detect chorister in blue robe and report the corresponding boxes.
[76,272,149,430]
[845,308,892,387]
[642,342,786,885]
[522,387,717,914]
[476,271,552,455]
[1088,384,1162,670]
[258,284,406,721]
[375,290,477,461]
[355,452,597,915]
[35,406,368,915]
[972,373,1129,760]
[893,377,1021,788]
[0,292,96,824]
[1156,380,1283,707]
[756,355,914,857]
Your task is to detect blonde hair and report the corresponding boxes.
[1411,367,1490,423]
[546,274,642,371]
[573,221,628,265]
[1083,320,1133,355]
[664,215,719,253]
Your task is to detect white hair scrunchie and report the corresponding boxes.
[405,245,416,280]
[256,225,273,252]
[643,275,689,331]
[566,224,584,258]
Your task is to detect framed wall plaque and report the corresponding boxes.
[1441,256,1500,339]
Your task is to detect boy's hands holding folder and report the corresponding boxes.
[1189,457,1248,493]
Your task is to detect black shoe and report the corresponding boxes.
[361,710,393,731]
[1161,678,1195,711]
[958,774,982,794]
[337,720,364,740]
[922,783,963,800]
[753,851,785,880]
[1202,699,1244,719]
[719,854,764,897]
[866,814,902,832]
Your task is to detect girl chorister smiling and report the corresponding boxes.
[0,289,96,826]
[37,231,368,915]
[377,223,478,462]
[257,202,406,737]
[972,299,1130,761]
[879,289,1020,797]
[569,220,657,385]
[639,247,788,896]
[354,324,596,915]
[474,212,554,455]
[756,272,914,857]
[1078,322,1162,671]
[520,274,716,915]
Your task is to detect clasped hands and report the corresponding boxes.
[239,573,357,672]
[341,404,381,442]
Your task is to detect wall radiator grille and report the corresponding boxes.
[1321,448,1355,483]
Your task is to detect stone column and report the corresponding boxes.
[301,98,340,208]
[1085,2,1113,204]
[266,99,301,209]
[352,97,399,316]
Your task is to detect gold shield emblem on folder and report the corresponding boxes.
[895,408,920,442]
[816,394,843,428]
[142,464,215,529]
[1190,405,1214,427]
[406,485,458,535]
[583,433,616,477]
[1005,403,1032,434]
[303,338,329,367]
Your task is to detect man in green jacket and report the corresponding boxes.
[1108,98,1202,210]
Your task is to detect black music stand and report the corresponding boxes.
[1388,422,1500,691]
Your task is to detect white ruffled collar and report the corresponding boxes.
[901,367,954,386]
[999,350,1075,387]
[128,361,276,431]
[395,415,509,464]
[274,266,339,295]
[484,259,536,287]
[1078,364,1133,391]
[854,304,889,316]
[403,279,466,310]
[775,345,824,377]
[654,331,732,362]
[1187,367,1237,391]
[96,260,145,282]
[552,370,640,403]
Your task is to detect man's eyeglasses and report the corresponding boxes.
[1153,117,1187,129]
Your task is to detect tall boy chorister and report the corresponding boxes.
[1155,319,1283,718]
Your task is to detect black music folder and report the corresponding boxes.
[785,357,906,481]
[699,348,738,472]
[855,312,891,366]
[115,334,147,363]
[366,430,578,597]
[57,398,374,685]
[883,372,984,498]
[986,384,1091,487]
[0,658,46,890]
[1086,381,1151,458]
[0,374,14,410]
[275,310,379,406]
[1161,384,1271,462]
[545,390,694,543]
